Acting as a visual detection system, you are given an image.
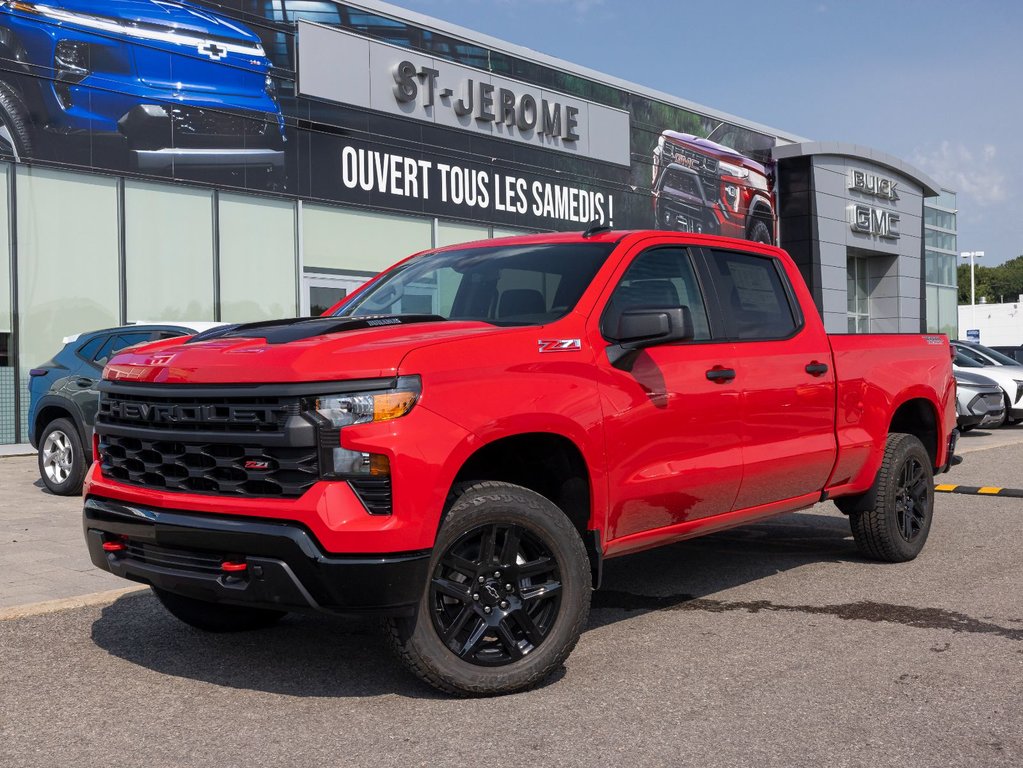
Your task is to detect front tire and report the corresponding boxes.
[38,417,86,496]
[0,80,33,161]
[849,433,934,562]
[747,218,773,244]
[152,588,286,632]
[386,481,591,696]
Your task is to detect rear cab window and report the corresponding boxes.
[705,249,801,341]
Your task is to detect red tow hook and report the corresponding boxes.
[102,536,128,553]
[220,561,248,573]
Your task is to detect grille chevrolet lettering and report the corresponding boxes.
[103,400,286,427]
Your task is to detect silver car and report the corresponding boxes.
[955,369,1006,431]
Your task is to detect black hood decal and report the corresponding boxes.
[185,315,446,345]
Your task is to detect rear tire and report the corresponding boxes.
[152,587,286,632]
[386,481,591,696]
[849,433,934,562]
[38,417,86,496]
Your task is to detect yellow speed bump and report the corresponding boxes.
[934,484,1023,498]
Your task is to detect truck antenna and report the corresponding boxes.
[582,220,612,238]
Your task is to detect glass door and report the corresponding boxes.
[302,272,370,316]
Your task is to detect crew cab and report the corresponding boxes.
[82,229,957,696]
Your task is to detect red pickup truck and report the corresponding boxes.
[83,229,957,696]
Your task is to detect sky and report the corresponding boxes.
[387,0,1020,266]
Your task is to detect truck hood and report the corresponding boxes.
[661,131,768,176]
[104,316,521,385]
[49,1,263,46]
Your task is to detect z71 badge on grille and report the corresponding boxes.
[538,339,581,353]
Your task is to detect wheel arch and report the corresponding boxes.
[33,397,90,458]
[446,431,602,586]
[745,198,775,243]
[836,396,939,515]
[889,396,939,468]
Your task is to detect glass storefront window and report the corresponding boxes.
[219,193,298,322]
[16,166,120,441]
[125,180,215,322]
[847,255,870,332]
[925,229,957,252]
[436,221,489,248]
[302,204,431,273]
[924,207,956,230]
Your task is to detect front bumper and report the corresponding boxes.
[132,147,285,171]
[84,497,431,616]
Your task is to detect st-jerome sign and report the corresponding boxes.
[296,20,631,166]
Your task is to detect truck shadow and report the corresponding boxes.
[90,508,860,699]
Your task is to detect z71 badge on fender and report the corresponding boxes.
[538,339,581,353]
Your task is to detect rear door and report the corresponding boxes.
[700,246,837,509]
[592,240,743,541]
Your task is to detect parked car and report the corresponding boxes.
[952,352,1023,425]
[28,321,224,495]
[989,345,1023,364]
[951,340,1023,368]
[954,369,1006,431]
[0,0,285,185]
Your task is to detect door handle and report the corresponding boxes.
[706,367,736,383]
[805,362,829,376]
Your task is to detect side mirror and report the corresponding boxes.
[606,306,694,366]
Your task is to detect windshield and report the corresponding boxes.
[334,242,615,325]
[971,343,1023,366]
[954,352,984,369]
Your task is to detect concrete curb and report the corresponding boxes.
[0,586,148,621]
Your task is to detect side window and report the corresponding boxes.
[708,250,798,340]
[603,247,711,341]
[76,336,106,365]
[94,333,150,366]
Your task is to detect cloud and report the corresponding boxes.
[912,141,1007,207]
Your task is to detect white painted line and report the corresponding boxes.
[0,586,148,621]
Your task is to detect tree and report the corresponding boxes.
[957,257,1023,304]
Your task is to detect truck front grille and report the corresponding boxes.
[97,386,319,499]
[100,434,319,498]
[169,106,279,141]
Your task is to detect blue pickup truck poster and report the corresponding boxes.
[0,1,778,239]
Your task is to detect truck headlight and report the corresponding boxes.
[313,376,419,428]
[308,376,420,480]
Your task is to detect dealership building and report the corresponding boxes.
[0,0,957,446]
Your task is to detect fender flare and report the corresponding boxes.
[31,394,91,458]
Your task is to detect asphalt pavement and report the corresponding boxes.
[1,428,1021,767]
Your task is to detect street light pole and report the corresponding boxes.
[960,250,985,330]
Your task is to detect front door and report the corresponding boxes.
[592,243,744,542]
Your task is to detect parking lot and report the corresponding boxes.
[2,429,1022,767]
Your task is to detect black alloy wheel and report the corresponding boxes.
[430,522,562,665]
[386,481,590,696]
[893,454,929,543]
